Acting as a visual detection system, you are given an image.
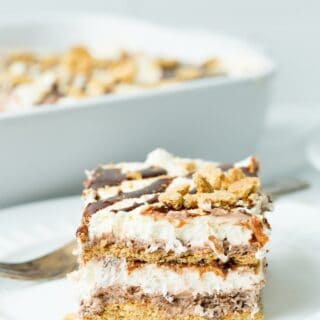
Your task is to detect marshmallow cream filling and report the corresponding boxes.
[88,203,253,254]
[72,257,265,301]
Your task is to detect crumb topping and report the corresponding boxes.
[158,166,261,211]
[0,46,227,112]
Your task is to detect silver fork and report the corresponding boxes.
[0,178,309,281]
[0,240,77,280]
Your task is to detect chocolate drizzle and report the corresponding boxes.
[217,163,234,171]
[85,168,126,189]
[139,167,167,179]
[84,177,173,217]
[84,198,120,217]
[111,195,159,213]
[85,166,167,190]
[124,177,172,199]
[217,163,258,177]
[241,167,258,177]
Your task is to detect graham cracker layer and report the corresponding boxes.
[80,237,259,266]
[80,302,263,320]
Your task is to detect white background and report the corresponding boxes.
[0,0,319,107]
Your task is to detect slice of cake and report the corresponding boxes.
[71,149,272,320]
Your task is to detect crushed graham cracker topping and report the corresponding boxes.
[158,165,261,211]
[0,46,227,112]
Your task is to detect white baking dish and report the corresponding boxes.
[0,14,275,207]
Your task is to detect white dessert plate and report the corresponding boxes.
[0,196,319,320]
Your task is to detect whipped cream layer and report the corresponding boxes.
[88,202,258,253]
[72,257,265,301]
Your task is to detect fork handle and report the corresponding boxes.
[0,263,33,280]
[263,178,309,198]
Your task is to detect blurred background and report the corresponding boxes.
[1,0,320,105]
[1,0,320,206]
